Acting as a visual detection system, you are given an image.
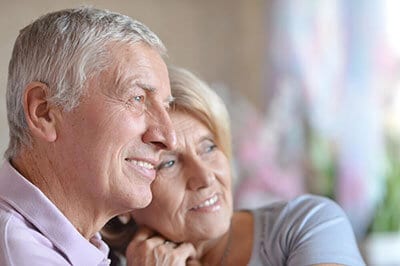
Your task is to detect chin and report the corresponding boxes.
[195,222,230,242]
[127,189,153,209]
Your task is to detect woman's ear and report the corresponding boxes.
[23,82,58,142]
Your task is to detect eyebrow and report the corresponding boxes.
[115,75,173,106]
[113,74,153,94]
[137,82,175,109]
[137,82,156,92]
[198,134,215,144]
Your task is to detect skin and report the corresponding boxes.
[127,110,345,266]
[132,111,233,241]
[11,42,176,239]
[129,110,234,265]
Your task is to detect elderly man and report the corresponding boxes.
[0,7,177,265]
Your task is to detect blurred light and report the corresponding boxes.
[384,0,400,58]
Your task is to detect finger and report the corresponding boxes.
[174,242,198,261]
[126,227,165,259]
[126,234,168,265]
[163,240,178,248]
[129,234,165,251]
[128,227,167,249]
[152,242,197,266]
[187,259,202,266]
[131,226,156,242]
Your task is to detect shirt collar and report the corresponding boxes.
[0,160,110,265]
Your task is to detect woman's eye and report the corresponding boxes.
[158,160,175,170]
[205,144,217,153]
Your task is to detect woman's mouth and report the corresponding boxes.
[191,194,221,211]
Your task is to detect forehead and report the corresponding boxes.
[171,111,212,143]
[105,42,170,95]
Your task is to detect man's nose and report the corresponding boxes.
[142,103,176,151]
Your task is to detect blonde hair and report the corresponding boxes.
[168,66,232,160]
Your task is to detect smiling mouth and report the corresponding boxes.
[125,159,155,169]
[191,194,219,210]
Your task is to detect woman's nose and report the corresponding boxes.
[187,159,216,190]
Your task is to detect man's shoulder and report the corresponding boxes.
[0,205,51,250]
[0,206,69,265]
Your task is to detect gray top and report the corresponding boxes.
[247,195,365,266]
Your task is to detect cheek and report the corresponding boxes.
[89,112,147,151]
[86,99,145,131]
[98,110,138,135]
[133,182,180,222]
[151,182,182,211]
[214,157,232,187]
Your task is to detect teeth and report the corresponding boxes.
[193,195,218,210]
[129,160,154,170]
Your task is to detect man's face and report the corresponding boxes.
[54,43,175,215]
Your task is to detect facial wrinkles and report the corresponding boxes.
[122,73,171,131]
[153,188,187,240]
[84,83,132,134]
[133,112,231,242]
[176,116,233,212]
[105,61,148,103]
[76,74,143,174]
[183,131,228,241]
[174,117,213,212]
[142,120,196,239]
[92,59,163,132]
[108,42,170,102]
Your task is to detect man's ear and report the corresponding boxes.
[23,82,58,142]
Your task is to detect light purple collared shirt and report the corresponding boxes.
[0,161,110,265]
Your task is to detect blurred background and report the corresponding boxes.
[1,0,399,264]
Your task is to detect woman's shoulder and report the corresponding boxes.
[252,194,345,222]
[251,194,350,241]
[248,194,365,266]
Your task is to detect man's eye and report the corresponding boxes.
[126,95,146,114]
[133,95,145,103]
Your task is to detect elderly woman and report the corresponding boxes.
[103,67,365,266]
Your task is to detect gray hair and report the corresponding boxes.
[5,6,166,159]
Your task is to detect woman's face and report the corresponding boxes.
[131,110,233,243]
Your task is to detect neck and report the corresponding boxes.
[11,149,106,239]
[197,211,254,265]
[194,230,230,265]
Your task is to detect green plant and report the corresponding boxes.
[307,130,336,199]
[370,136,400,232]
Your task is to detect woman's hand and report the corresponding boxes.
[126,226,200,266]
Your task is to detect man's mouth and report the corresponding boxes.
[126,159,155,170]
